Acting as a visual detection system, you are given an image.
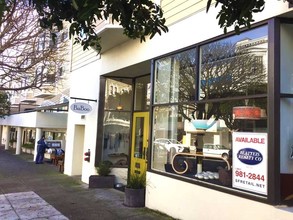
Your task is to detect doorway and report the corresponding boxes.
[130,112,149,175]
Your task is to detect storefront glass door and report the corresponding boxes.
[130,112,149,175]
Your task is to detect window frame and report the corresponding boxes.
[148,21,282,205]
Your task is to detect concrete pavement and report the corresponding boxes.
[0,146,174,220]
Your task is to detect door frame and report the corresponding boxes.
[130,111,149,175]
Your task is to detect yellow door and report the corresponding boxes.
[130,112,149,175]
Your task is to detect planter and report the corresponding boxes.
[124,187,145,207]
[89,175,115,188]
[26,148,33,154]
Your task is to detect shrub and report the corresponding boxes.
[22,143,34,149]
[96,161,113,176]
[127,173,146,189]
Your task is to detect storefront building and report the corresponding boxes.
[63,1,293,219]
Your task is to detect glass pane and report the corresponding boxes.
[280,23,293,94]
[200,26,268,100]
[152,105,189,172]
[105,78,132,111]
[280,98,293,172]
[151,98,267,187]
[134,75,150,111]
[154,49,197,104]
[134,117,144,159]
[102,111,130,166]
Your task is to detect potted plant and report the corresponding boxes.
[89,161,115,188]
[124,172,146,207]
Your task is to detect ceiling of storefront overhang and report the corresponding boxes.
[103,60,152,78]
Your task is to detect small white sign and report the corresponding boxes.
[232,132,268,195]
[70,102,92,114]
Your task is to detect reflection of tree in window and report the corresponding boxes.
[154,49,196,104]
[178,39,268,130]
[200,40,267,100]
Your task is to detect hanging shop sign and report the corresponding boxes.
[70,102,92,114]
[232,132,268,195]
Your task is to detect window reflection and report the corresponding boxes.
[154,49,197,104]
[103,78,132,166]
[152,98,267,183]
[134,75,150,111]
[200,26,268,100]
[151,25,268,191]
[105,78,132,111]
[103,111,130,166]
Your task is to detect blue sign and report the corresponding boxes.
[237,148,263,165]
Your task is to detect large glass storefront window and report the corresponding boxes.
[134,75,150,111]
[102,78,132,167]
[154,49,197,104]
[152,26,268,196]
[280,23,293,201]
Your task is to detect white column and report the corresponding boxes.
[15,127,23,155]
[5,126,10,150]
[34,128,42,161]
[0,125,2,147]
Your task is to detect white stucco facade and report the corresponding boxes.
[64,58,101,182]
[66,1,293,219]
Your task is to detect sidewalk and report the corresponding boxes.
[0,146,174,220]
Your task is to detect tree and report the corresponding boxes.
[0,92,10,118]
[28,0,168,52]
[0,0,69,91]
[206,0,266,34]
[25,0,290,53]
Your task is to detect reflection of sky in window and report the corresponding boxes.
[203,25,268,47]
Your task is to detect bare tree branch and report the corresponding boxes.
[0,0,68,92]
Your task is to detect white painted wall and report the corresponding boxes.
[0,112,67,129]
[100,0,291,75]
[64,58,101,183]
[61,1,293,219]
[146,172,293,220]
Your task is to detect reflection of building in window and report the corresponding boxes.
[200,36,268,100]
[110,85,114,95]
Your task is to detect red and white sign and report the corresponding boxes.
[232,132,268,195]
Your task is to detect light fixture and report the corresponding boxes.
[116,105,123,110]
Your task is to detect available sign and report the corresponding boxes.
[232,132,268,195]
[70,102,92,114]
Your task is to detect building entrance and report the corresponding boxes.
[130,112,149,175]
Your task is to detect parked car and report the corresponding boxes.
[202,143,230,159]
[154,138,189,153]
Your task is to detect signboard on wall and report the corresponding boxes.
[232,132,268,195]
[70,102,92,114]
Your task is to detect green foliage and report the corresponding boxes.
[28,0,169,53]
[0,92,10,118]
[96,161,113,176]
[1,0,289,52]
[207,0,265,34]
[127,173,146,189]
[9,139,16,144]
[22,143,35,149]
